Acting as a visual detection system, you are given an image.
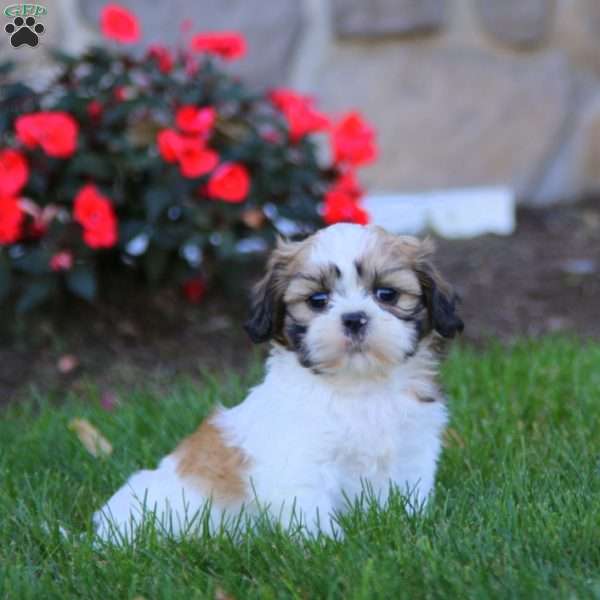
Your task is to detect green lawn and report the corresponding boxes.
[1,338,599,599]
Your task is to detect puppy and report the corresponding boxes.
[94,223,463,541]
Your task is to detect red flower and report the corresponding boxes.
[0,196,24,245]
[182,277,206,304]
[50,251,74,272]
[148,44,174,73]
[176,106,216,136]
[15,112,78,158]
[157,129,183,163]
[100,4,141,44]
[331,112,377,166]
[73,184,118,249]
[28,218,47,239]
[177,138,219,178]
[330,170,363,198]
[270,89,330,142]
[0,149,28,197]
[323,189,369,225]
[207,162,250,203]
[86,100,103,120]
[190,31,246,61]
[175,105,217,135]
[14,118,38,148]
[157,130,218,178]
[113,86,129,102]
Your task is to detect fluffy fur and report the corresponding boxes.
[94,224,463,541]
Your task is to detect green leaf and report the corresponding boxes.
[152,224,191,250]
[0,260,11,302]
[65,267,97,301]
[13,249,50,275]
[119,220,147,245]
[143,245,170,284]
[68,153,113,179]
[16,279,56,313]
[0,61,14,76]
[50,49,78,64]
[102,104,130,127]
[144,188,171,222]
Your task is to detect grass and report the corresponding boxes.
[1,338,600,599]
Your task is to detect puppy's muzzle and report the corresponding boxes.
[341,311,369,338]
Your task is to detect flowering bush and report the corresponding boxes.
[0,4,376,311]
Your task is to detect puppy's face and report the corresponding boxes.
[246,224,463,378]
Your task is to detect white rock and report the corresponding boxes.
[364,187,516,239]
[363,194,429,236]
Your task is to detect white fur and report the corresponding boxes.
[94,224,449,542]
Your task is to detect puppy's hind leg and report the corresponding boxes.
[93,457,206,543]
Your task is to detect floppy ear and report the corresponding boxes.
[244,268,281,344]
[244,239,298,344]
[427,280,464,338]
[415,246,464,339]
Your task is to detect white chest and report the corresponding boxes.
[317,391,445,501]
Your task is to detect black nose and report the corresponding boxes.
[342,311,369,336]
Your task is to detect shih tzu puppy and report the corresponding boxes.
[94,223,463,541]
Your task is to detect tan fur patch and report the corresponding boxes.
[358,228,433,291]
[284,264,340,305]
[175,413,250,504]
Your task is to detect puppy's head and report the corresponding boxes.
[245,224,463,377]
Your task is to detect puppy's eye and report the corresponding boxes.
[374,287,399,304]
[307,292,329,310]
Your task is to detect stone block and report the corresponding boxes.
[476,0,557,48]
[332,0,446,37]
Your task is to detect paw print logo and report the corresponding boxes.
[5,16,45,48]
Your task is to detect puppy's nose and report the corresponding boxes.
[342,311,369,336]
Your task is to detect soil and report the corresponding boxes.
[1,200,599,405]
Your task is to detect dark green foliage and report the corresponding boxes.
[0,47,332,311]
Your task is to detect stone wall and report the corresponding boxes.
[4,0,600,204]
[317,0,600,204]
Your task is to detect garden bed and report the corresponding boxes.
[1,200,599,405]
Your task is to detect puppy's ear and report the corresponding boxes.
[244,238,299,344]
[414,241,464,339]
[244,272,277,343]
